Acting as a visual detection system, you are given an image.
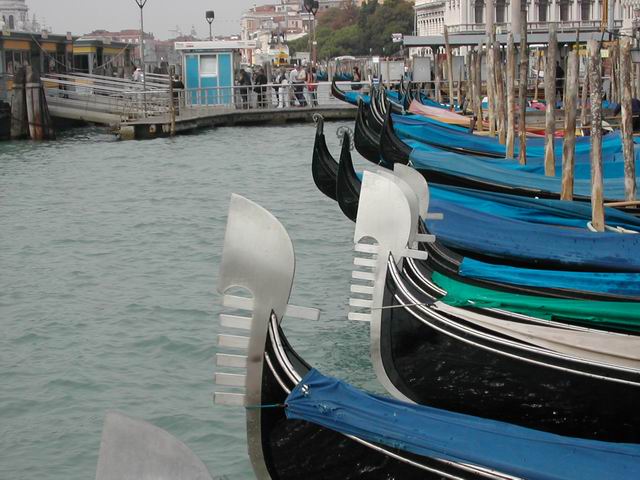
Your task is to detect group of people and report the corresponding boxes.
[235,64,322,110]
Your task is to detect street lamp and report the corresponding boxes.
[303,0,319,65]
[134,0,147,116]
[206,10,215,41]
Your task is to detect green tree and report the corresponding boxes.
[286,0,414,61]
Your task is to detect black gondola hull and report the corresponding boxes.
[379,263,640,443]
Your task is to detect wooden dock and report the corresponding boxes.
[118,105,357,140]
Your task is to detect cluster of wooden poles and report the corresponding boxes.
[436,22,638,233]
[10,66,55,141]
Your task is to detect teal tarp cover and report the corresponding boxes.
[286,369,640,480]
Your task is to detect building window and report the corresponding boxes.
[8,15,14,30]
[5,50,30,74]
[496,0,506,22]
[538,0,548,21]
[581,0,591,20]
[559,0,570,20]
[475,0,485,23]
[200,55,218,76]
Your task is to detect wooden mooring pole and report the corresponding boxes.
[475,43,484,131]
[580,56,590,129]
[561,50,579,201]
[494,40,506,144]
[620,37,637,203]
[444,26,455,111]
[10,66,28,140]
[517,6,528,165]
[434,47,442,104]
[506,33,516,159]
[487,36,497,136]
[25,66,55,140]
[169,65,176,137]
[588,39,605,232]
[466,51,473,115]
[544,24,557,176]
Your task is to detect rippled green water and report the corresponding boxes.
[0,124,379,479]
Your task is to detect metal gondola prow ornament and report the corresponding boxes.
[350,171,428,403]
[215,194,319,480]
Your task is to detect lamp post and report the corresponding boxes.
[134,0,147,116]
[206,10,215,41]
[303,0,319,65]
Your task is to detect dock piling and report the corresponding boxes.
[517,6,528,165]
[506,33,516,159]
[588,39,605,232]
[544,24,557,176]
[620,37,637,203]
[444,26,455,111]
[10,67,28,140]
[561,50,579,201]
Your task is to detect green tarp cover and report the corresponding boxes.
[432,272,640,332]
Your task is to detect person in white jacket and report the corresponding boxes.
[276,68,289,108]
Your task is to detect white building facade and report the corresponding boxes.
[0,0,43,32]
[415,0,634,37]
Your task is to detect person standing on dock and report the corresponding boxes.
[352,67,362,91]
[254,68,268,108]
[276,68,288,108]
[237,69,251,110]
[307,66,318,107]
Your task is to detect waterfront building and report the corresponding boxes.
[72,38,134,77]
[0,0,46,33]
[414,0,631,40]
[0,30,74,100]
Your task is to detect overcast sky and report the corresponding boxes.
[27,0,279,39]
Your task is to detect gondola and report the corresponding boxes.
[312,128,640,297]
[311,115,338,201]
[215,194,640,479]
[348,171,640,443]
[354,100,381,164]
[382,111,640,208]
[318,130,640,272]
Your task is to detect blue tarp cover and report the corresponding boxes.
[431,184,640,230]
[459,257,640,296]
[393,114,625,162]
[286,370,640,480]
[424,200,640,271]
[408,144,630,199]
[344,91,370,105]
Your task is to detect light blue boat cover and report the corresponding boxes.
[430,184,640,230]
[286,370,640,480]
[394,114,626,163]
[424,199,640,271]
[344,91,370,105]
[408,143,631,199]
[459,257,640,296]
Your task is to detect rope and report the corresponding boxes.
[244,403,287,410]
[364,301,433,311]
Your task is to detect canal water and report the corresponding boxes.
[0,123,381,479]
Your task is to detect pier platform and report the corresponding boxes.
[118,104,356,140]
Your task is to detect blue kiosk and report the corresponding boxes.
[175,40,255,106]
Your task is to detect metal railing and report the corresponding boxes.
[178,81,368,110]
[446,20,622,34]
[40,77,368,125]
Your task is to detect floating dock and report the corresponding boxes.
[118,105,357,140]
